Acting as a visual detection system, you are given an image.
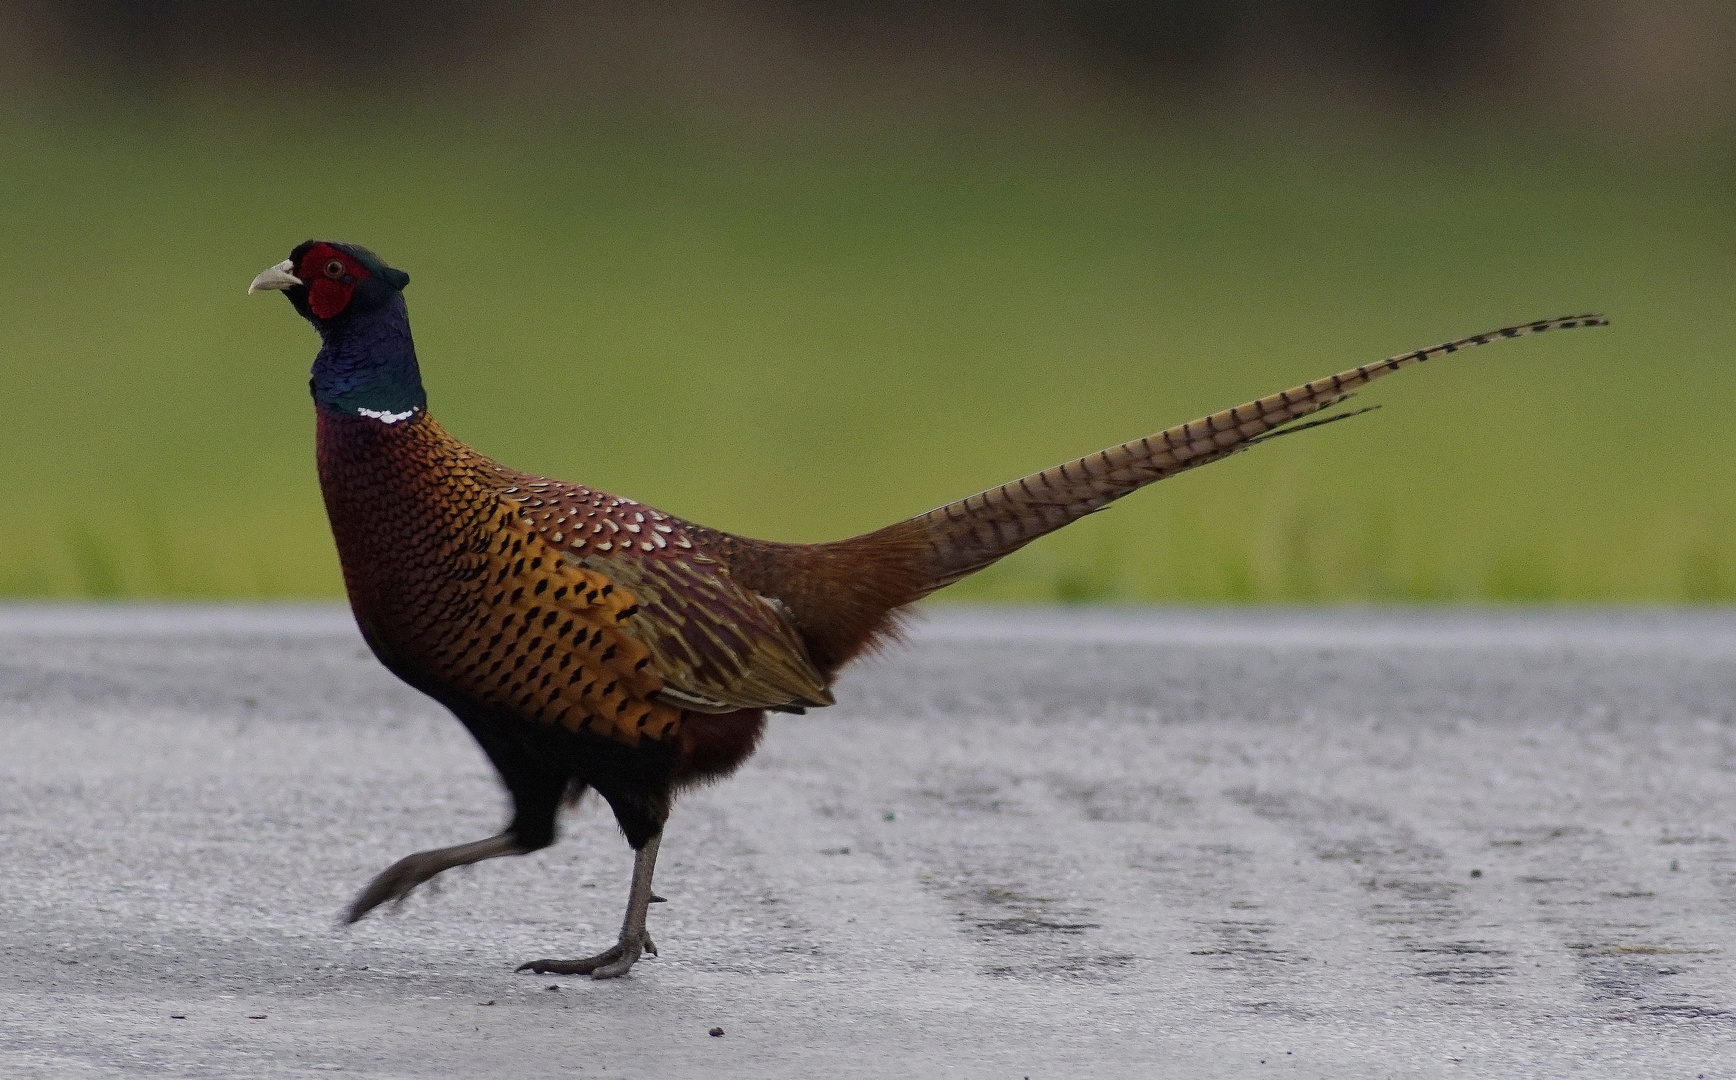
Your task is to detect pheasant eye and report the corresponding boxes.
[323,259,347,280]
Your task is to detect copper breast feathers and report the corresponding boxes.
[320,415,831,749]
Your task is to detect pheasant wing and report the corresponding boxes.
[507,485,834,714]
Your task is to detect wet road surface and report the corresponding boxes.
[2,606,1733,1078]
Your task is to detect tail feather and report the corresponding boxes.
[884,313,1607,596]
[716,313,1606,675]
[1242,402,1380,447]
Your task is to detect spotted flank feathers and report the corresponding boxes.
[505,483,832,715]
[318,413,830,751]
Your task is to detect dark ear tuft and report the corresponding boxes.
[384,267,410,291]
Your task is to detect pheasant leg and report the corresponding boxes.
[517,831,662,980]
[346,833,525,923]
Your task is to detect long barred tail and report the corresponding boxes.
[890,313,1608,595]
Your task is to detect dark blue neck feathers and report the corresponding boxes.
[309,294,428,421]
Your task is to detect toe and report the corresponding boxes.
[516,946,623,976]
[517,958,589,975]
[346,855,434,922]
[589,956,636,979]
[589,940,646,980]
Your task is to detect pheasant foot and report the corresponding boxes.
[515,830,663,980]
[516,931,658,979]
[346,833,524,923]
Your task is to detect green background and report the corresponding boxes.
[3,111,1730,601]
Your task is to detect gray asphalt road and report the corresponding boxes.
[2,606,1733,1079]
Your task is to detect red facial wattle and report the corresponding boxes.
[297,243,372,320]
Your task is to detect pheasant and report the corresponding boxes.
[250,240,1604,978]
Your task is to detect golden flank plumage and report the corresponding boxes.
[257,239,1608,981]
[319,413,830,753]
[506,482,834,717]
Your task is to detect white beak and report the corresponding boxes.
[248,260,302,294]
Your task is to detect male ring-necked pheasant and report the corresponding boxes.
[251,240,1604,978]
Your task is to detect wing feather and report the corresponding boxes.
[507,483,833,714]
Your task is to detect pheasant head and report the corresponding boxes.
[251,241,424,422]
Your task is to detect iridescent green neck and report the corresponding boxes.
[310,294,428,421]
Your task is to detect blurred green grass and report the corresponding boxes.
[1,109,1732,602]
